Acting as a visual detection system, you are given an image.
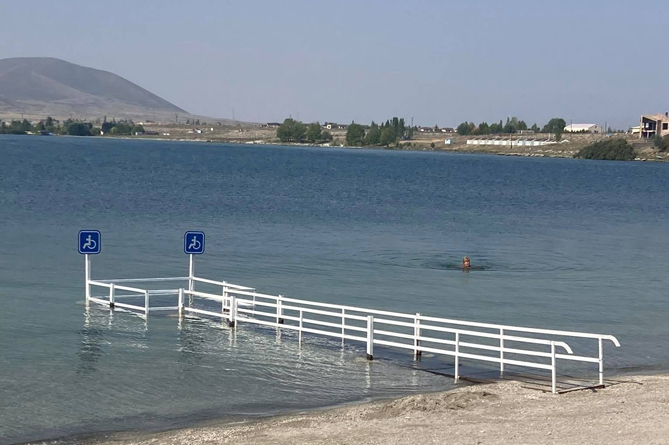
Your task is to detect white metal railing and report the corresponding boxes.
[85,270,621,394]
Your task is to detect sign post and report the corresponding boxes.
[78,230,101,303]
[184,231,205,297]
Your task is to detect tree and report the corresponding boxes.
[101,121,115,134]
[321,130,333,142]
[503,121,517,134]
[490,120,504,134]
[67,122,91,136]
[476,122,491,135]
[132,124,145,134]
[542,117,566,141]
[345,122,365,146]
[541,118,566,134]
[456,122,472,135]
[20,119,32,133]
[306,122,322,142]
[365,122,381,145]
[530,123,539,132]
[517,120,528,131]
[434,124,440,133]
[277,118,306,142]
[380,126,395,146]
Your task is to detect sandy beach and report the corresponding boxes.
[77,373,669,445]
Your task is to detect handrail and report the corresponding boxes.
[191,276,255,290]
[418,314,621,346]
[96,277,190,283]
[85,271,621,394]
[225,285,615,347]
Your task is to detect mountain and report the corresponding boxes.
[0,57,191,121]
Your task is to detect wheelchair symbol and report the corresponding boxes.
[82,235,97,251]
[78,230,101,254]
[184,231,205,254]
[188,236,201,251]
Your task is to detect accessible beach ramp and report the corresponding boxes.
[82,251,620,395]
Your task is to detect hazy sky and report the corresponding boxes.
[0,0,664,128]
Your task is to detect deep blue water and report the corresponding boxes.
[1,135,668,443]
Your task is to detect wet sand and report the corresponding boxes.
[80,373,669,445]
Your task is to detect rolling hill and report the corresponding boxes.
[0,57,197,122]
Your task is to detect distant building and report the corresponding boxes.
[418,126,434,133]
[639,113,669,138]
[323,122,347,130]
[265,122,281,128]
[440,128,455,133]
[564,124,602,133]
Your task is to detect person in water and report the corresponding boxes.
[462,257,471,269]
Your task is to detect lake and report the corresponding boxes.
[1,135,668,443]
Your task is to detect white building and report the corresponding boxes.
[564,124,602,133]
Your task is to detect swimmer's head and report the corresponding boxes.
[463,257,471,268]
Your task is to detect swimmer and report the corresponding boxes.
[462,256,471,269]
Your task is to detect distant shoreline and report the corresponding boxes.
[3,133,668,162]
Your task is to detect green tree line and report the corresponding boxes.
[345,117,411,147]
[0,116,144,136]
[456,117,566,140]
[276,118,333,143]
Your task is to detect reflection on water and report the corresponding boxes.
[77,310,104,375]
[178,318,210,366]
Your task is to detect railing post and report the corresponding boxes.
[551,341,557,394]
[84,254,91,304]
[366,315,374,360]
[188,254,194,292]
[188,254,194,307]
[109,283,115,309]
[144,291,150,316]
[598,338,604,386]
[341,308,345,345]
[277,295,284,324]
[178,288,184,317]
[229,295,237,328]
[499,328,504,374]
[455,332,460,382]
[299,310,303,347]
[222,282,228,312]
[414,313,422,360]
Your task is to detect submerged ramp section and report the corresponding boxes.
[83,256,620,395]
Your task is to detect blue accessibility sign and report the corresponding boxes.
[184,231,205,255]
[79,230,101,254]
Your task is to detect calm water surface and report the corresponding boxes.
[1,136,668,443]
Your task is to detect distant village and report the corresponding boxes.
[2,112,668,147]
[262,112,669,140]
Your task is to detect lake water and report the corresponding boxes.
[1,135,668,443]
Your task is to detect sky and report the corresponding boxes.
[0,0,664,129]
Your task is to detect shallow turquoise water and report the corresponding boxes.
[1,135,668,443]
